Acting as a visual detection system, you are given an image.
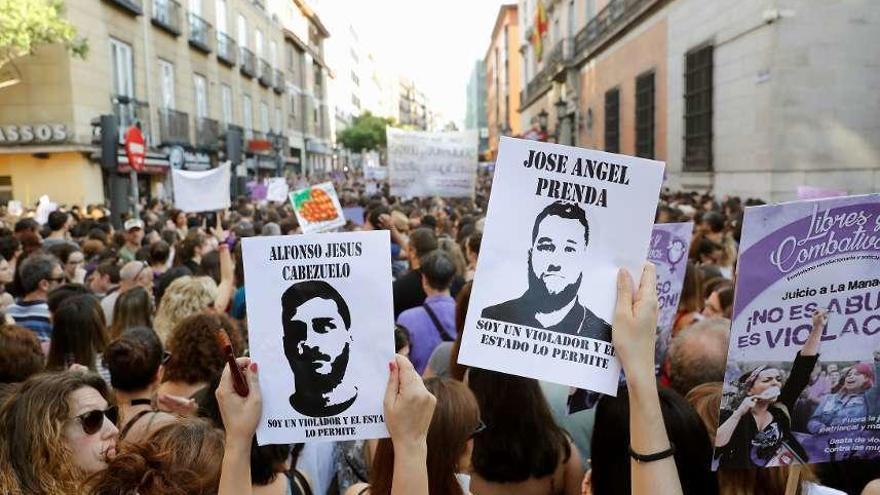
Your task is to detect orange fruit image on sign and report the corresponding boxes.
[296,187,339,223]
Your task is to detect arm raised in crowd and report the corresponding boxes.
[216,357,262,495]
[384,354,436,495]
[213,243,235,313]
[613,264,683,495]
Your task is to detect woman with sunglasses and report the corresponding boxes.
[0,371,118,494]
[466,368,583,495]
[103,326,177,444]
[346,376,480,495]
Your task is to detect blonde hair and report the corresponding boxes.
[153,276,217,343]
[685,382,816,495]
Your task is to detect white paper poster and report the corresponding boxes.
[458,137,665,395]
[387,128,478,198]
[266,177,291,202]
[289,182,346,234]
[242,230,395,445]
[171,162,231,213]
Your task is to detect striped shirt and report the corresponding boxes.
[7,299,52,343]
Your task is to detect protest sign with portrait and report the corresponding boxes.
[458,137,665,395]
[242,230,395,445]
[715,194,880,470]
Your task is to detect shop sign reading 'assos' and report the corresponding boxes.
[0,124,69,144]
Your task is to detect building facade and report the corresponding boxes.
[0,0,333,208]
[511,0,879,200]
[465,60,489,160]
[485,4,522,161]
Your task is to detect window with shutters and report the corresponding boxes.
[604,87,619,153]
[635,71,655,159]
[684,44,713,171]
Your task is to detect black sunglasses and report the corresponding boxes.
[73,406,118,435]
[471,419,487,438]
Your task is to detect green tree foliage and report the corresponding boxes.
[0,0,88,74]
[337,111,395,152]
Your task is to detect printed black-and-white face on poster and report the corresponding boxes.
[458,137,664,395]
[242,231,394,445]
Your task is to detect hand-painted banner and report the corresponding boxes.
[715,194,880,470]
[289,182,346,234]
[387,128,478,198]
[458,137,665,395]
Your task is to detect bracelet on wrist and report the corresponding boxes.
[629,443,675,463]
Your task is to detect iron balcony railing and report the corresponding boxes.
[239,47,256,77]
[104,0,143,15]
[158,108,190,145]
[151,0,182,35]
[258,59,272,87]
[574,0,655,62]
[273,69,285,93]
[111,96,151,143]
[195,117,220,150]
[217,32,237,66]
[188,12,212,52]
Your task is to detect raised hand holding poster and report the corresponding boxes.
[458,137,665,395]
[290,182,346,234]
[715,194,880,469]
[242,231,394,445]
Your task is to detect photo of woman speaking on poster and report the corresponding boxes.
[715,310,827,468]
[805,350,880,461]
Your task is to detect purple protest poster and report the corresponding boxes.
[648,222,693,366]
[715,194,880,470]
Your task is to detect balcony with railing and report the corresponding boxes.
[112,96,151,142]
[188,12,212,53]
[103,0,143,15]
[195,116,220,150]
[239,47,256,77]
[151,0,182,35]
[273,69,284,94]
[258,59,272,87]
[574,0,657,64]
[217,32,236,66]
[158,108,190,145]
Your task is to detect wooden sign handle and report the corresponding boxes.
[785,464,803,495]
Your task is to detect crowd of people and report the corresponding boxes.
[0,170,878,495]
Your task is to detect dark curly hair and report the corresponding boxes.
[0,325,45,383]
[103,327,164,392]
[162,312,244,385]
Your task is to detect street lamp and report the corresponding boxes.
[537,109,549,132]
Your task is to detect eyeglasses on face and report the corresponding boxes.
[72,406,118,435]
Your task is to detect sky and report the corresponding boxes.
[323,0,513,127]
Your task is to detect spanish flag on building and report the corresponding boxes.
[532,0,548,60]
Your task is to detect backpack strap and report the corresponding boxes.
[422,302,454,342]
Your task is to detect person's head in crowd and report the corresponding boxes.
[0,372,118,493]
[148,239,170,269]
[118,260,153,293]
[835,362,876,394]
[590,385,718,495]
[701,211,725,237]
[526,201,589,310]
[162,312,242,394]
[0,235,22,267]
[279,217,299,235]
[81,238,106,260]
[697,237,724,267]
[667,318,731,396]
[48,244,85,283]
[153,265,193,306]
[449,282,473,381]
[47,210,72,237]
[86,418,222,495]
[703,286,734,319]
[47,283,92,320]
[407,227,438,269]
[14,217,40,237]
[0,254,14,287]
[104,326,166,393]
[394,324,411,358]
[169,209,187,229]
[234,220,256,238]
[366,205,391,231]
[19,231,43,255]
[160,227,179,246]
[678,261,703,318]
[420,214,438,232]
[465,232,482,268]
[281,280,357,417]
[109,286,154,339]
[686,382,817,495]
[261,222,281,236]
[200,250,221,284]
[46,294,109,372]
[0,324,44,384]
[467,368,574,487]
[250,442,303,489]
[153,275,216,343]
[89,260,120,295]
[179,232,208,267]
[87,226,110,246]
[390,210,410,233]
[437,238,467,277]
[369,377,480,495]
[420,249,456,296]
[18,252,63,300]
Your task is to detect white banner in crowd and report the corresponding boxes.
[171,162,231,213]
[266,177,290,202]
[242,230,395,445]
[458,137,665,395]
[387,128,478,198]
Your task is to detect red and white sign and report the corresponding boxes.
[124,125,146,172]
